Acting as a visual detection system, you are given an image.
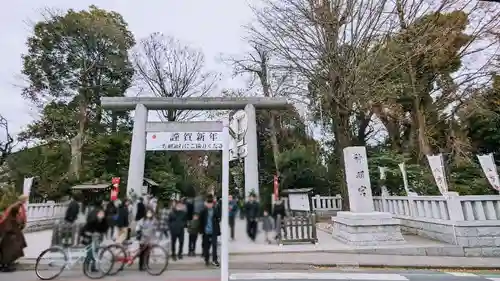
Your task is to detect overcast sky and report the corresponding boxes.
[0,0,254,136]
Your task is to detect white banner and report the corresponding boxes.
[23,177,34,205]
[146,132,223,151]
[477,153,500,191]
[426,154,449,195]
[398,163,411,195]
[379,166,387,180]
[379,166,389,197]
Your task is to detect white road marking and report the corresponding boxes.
[229,272,409,280]
[486,278,500,281]
[446,272,479,277]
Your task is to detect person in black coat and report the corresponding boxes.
[272,199,286,239]
[186,198,194,222]
[199,194,220,267]
[64,197,80,223]
[115,201,130,242]
[168,200,188,260]
[105,201,118,239]
[244,193,260,241]
[79,208,109,272]
[135,198,146,222]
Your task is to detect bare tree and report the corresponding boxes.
[224,44,298,176]
[247,0,400,208]
[132,32,219,121]
[0,115,14,167]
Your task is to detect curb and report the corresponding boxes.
[17,262,500,272]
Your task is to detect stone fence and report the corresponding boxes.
[25,202,68,232]
[373,194,500,256]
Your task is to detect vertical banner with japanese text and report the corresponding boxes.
[22,177,34,205]
[379,166,389,196]
[426,154,449,195]
[398,163,411,195]
[477,153,500,191]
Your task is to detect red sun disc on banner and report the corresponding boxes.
[152,134,156,139]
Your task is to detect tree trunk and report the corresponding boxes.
[333,108,352,211]
[258,61,281,176]
[69,99,87,181]
[414,97,432,157]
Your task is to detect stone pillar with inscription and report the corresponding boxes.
[331,146,405,246]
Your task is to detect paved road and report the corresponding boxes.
[6,269,500,281]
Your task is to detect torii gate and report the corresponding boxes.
[100,96,289,281]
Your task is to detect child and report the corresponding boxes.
[188,213,200,256]
[261,210,273,244]
[135,208,157,271]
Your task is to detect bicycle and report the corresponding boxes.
[35,234,114,280]
[104,238,169,276]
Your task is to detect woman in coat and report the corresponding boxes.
[0,196,28,272]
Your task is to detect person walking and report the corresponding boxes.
[199,194,220,267]
[115,200,129,243]
[157,204,170,241]
[135,198,146,222]
[104,201,118,240]
[245,193,260,241]
[187,213,199,256]
[135,209,157,271]
[168,200,187,260]
[272,198,286,240]
[79,207,108,272]
[228,195,238,240]
[261,210,274,244]
[64,196,80,224]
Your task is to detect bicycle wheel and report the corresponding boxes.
[102,244,127,275]
[35,246,67,280]
[145,244,169,276]
[82,246,114,279]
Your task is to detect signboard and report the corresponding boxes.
[230,145,248,161]
[146,132,223,151]
[288,193,310,211]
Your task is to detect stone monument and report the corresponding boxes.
[331,146,405,245]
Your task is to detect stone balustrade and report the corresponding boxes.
[373,194,500,255]
[373,194,500,222]
[25,202,68,232]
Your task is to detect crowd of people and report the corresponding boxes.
[0,191,289,273]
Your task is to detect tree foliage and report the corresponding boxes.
[5,2,500,206]
[21,5,135,180]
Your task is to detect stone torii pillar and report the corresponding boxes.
[127,104,148,197]
[244,104,259,198]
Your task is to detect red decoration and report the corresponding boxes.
[111,177,120,201]
[152,134,156,139]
